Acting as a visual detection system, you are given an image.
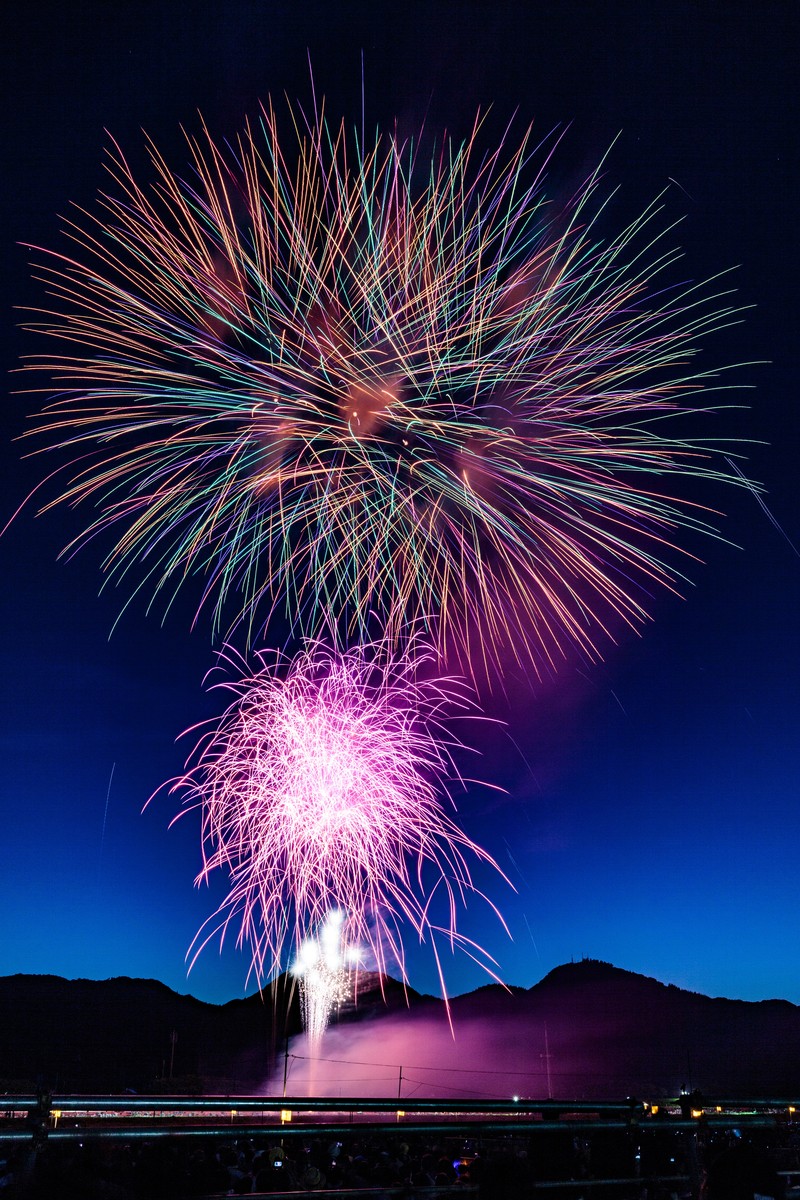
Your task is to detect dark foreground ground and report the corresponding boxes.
[2,1109,800,1198]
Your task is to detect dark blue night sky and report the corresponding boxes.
[1,0,797,1007]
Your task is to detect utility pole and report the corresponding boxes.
[397,1066,403,1100]
[542,1024,553,1100]
[169,1030,177,1081]
[283,1041,290,1098]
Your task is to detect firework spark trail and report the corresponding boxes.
[161,642,508,997]
[20,104,751,675]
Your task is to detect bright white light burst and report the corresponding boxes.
[291,910,360,1053]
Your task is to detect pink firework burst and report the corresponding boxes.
[162,642,508,995]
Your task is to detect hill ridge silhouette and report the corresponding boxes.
[1,961,797,1096]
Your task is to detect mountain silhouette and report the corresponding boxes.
[1,960,797,1097]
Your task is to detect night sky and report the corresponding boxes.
[1,0,797,1008]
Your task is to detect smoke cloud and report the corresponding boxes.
[264,1004,553,1100]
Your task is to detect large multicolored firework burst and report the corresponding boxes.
[21,104,746,674]
[162,643,506,996]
